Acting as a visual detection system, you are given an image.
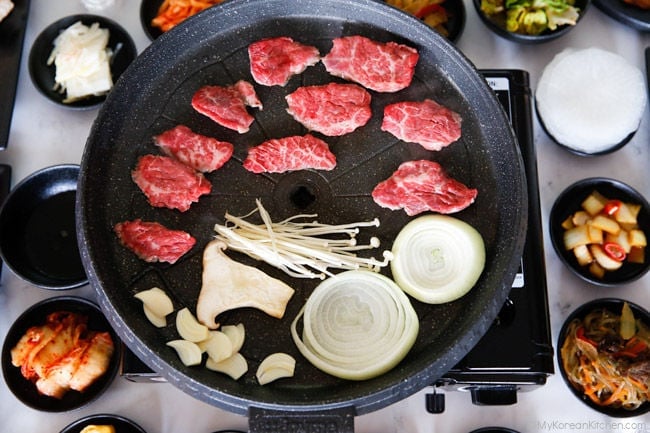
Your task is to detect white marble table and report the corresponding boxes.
[1,1,649,432]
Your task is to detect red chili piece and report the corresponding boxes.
[603,200,622,216]
[603,242,626,262]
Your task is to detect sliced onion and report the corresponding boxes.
[291,270,419,380]
[390,215,485,304]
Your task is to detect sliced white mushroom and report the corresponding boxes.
[166,339,202,366]
[176,307,210,342]
[206,352,249,380]
[196,240,295,329]
[256,352,296,385]
[221,323,245,353]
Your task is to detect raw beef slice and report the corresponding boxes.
[322,35,419,93]
[382,99,462,151]
[243,134,337,173]
[154,125,234,173]
[372,160,477,216]
[132,154,212,212]
[191,80,262,133]
[114,219,196,264]
[249,36,321,86]
[285,83,372,136]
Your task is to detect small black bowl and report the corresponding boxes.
[473,0,590,43]
[557,298,650,417]
[1,296,122,412]
[29,14,137,109]
[140,0,164,41]
[0,164,87,289]
[549,177,650,286]
[60,414,147,433]
[383,0,466,43]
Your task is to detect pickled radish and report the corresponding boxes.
[536,48,647,154]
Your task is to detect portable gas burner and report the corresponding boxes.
[426,70,554,413]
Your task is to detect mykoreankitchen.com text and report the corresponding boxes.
[537,420,649,433]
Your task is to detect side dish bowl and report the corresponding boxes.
[549,177,650,286]
[0,164,87,289]
[1,296,122,412]
[60,413,147,433]
[29,14,137,110]
[473,0,590,43]
[557,298,650,417]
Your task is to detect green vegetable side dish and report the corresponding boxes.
[480,0,580,35]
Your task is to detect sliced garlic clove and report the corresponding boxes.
[202,330,233,363]
[256,352,295,385]
[176,307,210,342]
[134,287,174,318]
[143,304,167,328]
[166,339,202,366]
[221,323,245,353]
[206,352,248,380]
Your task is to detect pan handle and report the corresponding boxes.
[248,406,355,433]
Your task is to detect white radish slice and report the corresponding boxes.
[391,214,485,304]
[176,307,210,342]
[206,352,249,380]
[536,47,647,154]
[166,340,202,366]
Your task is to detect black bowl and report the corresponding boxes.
[473,0,590,43]
[29,14,137,109]
[60,414,147,433]
[1,296,122,412]
[549,177,650,286]
[140,0,164,41]
[557,298,650,417]
[0,164,87,289]
[383,0,466,42]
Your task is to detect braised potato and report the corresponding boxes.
[562,190,646,278]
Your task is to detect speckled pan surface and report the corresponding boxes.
[77,0,527,419]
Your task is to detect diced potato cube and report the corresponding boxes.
[571,211,591,226]
[628,246,645,264]
[628,229,647,248]
[561,216,575,230]
[582,191,607,215]
[626,203,641,219]
[588,261,605,279]
[605,231,631,253]
[614,202,638,225]
[573,244,593,266]
[589,244,624,271]
[587,225,603,244]
[564,225,591,250]
[590,214,620,235]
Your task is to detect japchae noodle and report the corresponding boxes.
[561,303,650,410]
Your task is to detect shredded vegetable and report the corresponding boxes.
[213,199,392,279]
[47,21,113,102]
[151,0,224,32]
[560,303,650,410]
[291,270,419,380]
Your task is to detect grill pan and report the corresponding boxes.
[76,0,527,431]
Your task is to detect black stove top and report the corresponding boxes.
[427,70,554,413]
